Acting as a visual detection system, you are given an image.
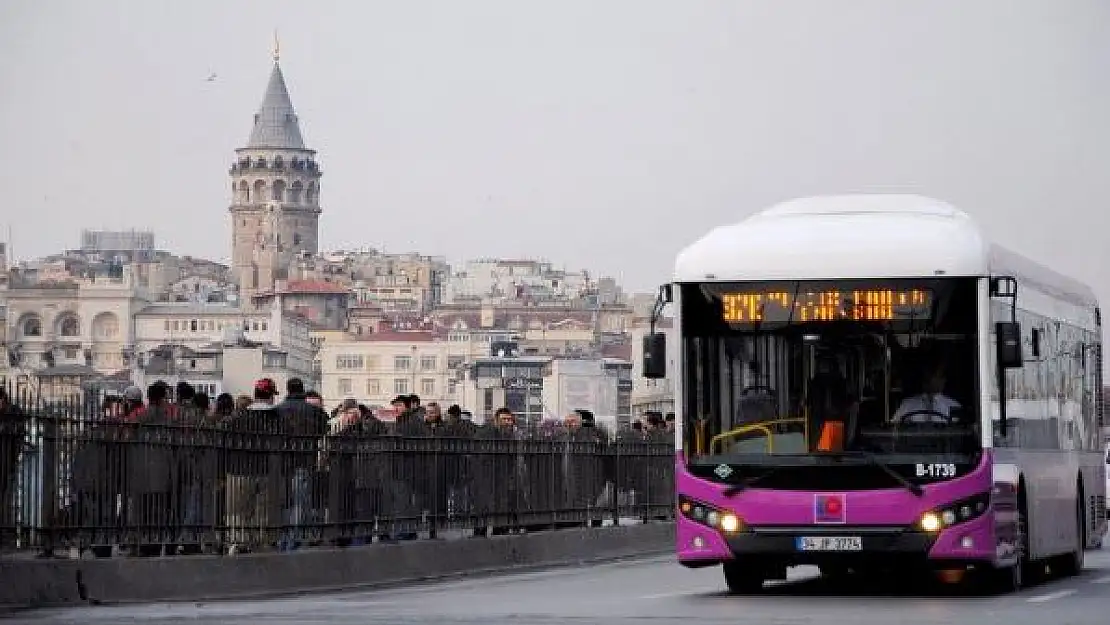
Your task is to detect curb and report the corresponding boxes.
[0,522,675,610]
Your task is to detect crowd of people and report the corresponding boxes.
[0,379,675,556]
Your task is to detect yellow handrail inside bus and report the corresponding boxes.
[709,417,806,455]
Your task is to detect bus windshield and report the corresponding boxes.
[681,278,982,471]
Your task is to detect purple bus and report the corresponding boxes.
[642,195,1108,593]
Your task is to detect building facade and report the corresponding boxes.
[3,268,148,376]
[458,355,633,427]
[78,230,156,261]
[320,250,448,313]
[540,357,633,428]
[132,298,317,396]
[251,279,351,331]
[318,330,461,411]
[1,268,151,401]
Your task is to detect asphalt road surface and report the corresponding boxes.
[16,542,1110,625]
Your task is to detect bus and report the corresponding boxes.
[642,194,1108,593]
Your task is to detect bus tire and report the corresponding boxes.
[723,561,765,594]
[984,498,1028,594]
[1060,489,1085,576]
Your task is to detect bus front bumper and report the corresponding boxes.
[677,513,996,568]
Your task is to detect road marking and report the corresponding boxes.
[1026,589,1076,603]
[639,590,699,600]
[1092,575,1110,584]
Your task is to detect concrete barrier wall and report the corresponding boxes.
[0,522,675,609]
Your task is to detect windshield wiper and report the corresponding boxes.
[722,468,779,496]
[851,451,924,497]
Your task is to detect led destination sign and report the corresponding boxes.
[721,289,932,324]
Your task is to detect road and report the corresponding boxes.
[17,543,1110,624]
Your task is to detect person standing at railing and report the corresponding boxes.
[387,396,429,541]
[0,388,28,548]
[125,381,178,554]
[641,418,674,520]
[440,404,475,525]
[70,395,129,555]
[563,410,607,527]
[609,416,651,513]
[170,382,209,552]
[212,393,236,422]
[274,378,328,551]
[331,400,392,545]
[219,378,282,554]
[472,408,528,536]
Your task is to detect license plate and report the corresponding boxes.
[795,536,863,552]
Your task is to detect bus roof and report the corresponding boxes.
[673,194,1097,307]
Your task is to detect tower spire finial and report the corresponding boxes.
[272,30,280,62]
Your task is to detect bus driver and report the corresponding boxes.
[892,358,961,423]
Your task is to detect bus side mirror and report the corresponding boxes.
[996,321,1023,369]
[642,333,667,379]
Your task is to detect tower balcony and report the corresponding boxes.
[230,159,322,175]
[228,201,323,214]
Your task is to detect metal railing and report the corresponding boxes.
[0,395,674,557]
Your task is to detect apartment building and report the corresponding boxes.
[458,354,633,427]
[318,329,461,410]
[132,297,317,396]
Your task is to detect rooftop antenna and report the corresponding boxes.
[272,30,280,62]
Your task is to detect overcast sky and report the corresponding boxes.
[1,0,1109,298]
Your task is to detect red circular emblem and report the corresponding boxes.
[825,498,842,514]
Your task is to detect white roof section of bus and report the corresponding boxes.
[672,194,1097,307]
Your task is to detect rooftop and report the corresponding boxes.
[672,194,1098,308]
[138,303,262,316]
[245,62,308,151]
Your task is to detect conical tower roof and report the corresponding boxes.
[246,62,307,150]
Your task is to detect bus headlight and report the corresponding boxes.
[678,496,745,534]
[920,512,942,532]
[719,513,741,533]
[917,492,991,533]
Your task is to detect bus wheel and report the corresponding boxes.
[984,504,1026,594]
[723,561,766,594]
[1059,493,1085,576]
